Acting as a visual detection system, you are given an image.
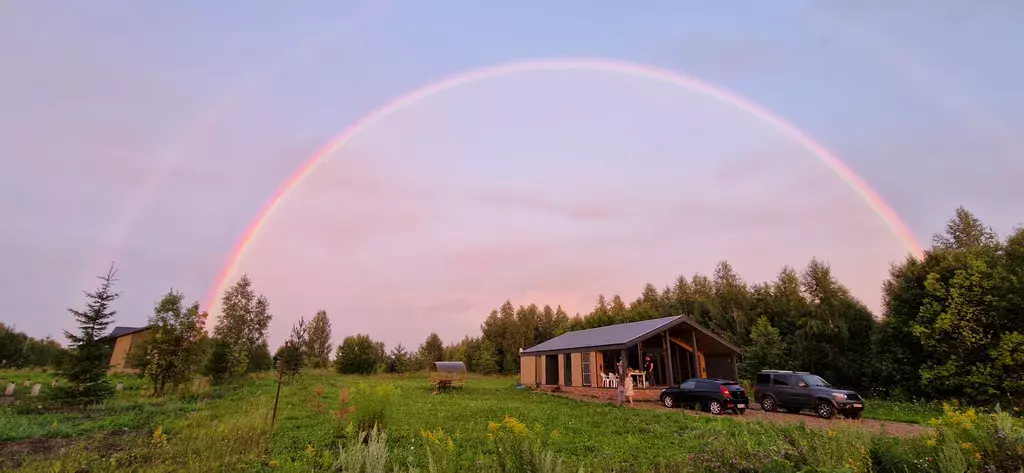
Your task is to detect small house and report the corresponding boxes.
[519,315,740,390]
[100,326,153,373]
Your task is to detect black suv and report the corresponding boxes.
[753,370,864,419]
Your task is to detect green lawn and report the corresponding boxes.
[0,369,980,472]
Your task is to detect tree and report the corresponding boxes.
[418,332,444,365]
[741,317,786,379]
[212,274,273,379]
[203,338,234,385]
[56,263,120,404]
[0,323,65,368]
[472,338,500,374]
[932,206,999,251]
[388,344,412,373]
[274,341,303,376]
[305,310,333,368]
[247,342,273,372]
[284,317,308,370]
[334,334,382,374]
[133,290,208,396]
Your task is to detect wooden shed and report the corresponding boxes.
[428,361,467,392]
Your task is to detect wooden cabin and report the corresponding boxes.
[519,315,740,389]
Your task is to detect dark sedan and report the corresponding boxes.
[659,378,749,415]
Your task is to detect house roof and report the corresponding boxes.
[521,315,741,355]
[100,326,151,341]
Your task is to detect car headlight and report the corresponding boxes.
[832,392,847,400]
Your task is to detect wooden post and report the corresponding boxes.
[270,358,285,429]
[663,332,674,386]
[5,382,14,396]
[24,379,31,387]
[31,384,41,396]
[51,379,59,387]
[691,331,700,378]
[731,355,739,381]
[116,382,124,392]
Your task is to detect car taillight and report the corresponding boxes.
[720,385,731,398]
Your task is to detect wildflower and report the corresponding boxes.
[306,444,315,456]
[960,442,973,450]
[50,420,57,430]
[926,439,937,447]
[268,460,279,468]
[151,426,167,447]
[962,422,972,430]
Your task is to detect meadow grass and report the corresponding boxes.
[0,369,1008,472]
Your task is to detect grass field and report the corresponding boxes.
[0,369,1017,472]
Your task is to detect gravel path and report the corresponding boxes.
[550,392,931,438]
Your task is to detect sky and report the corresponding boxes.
[2,1,1022,351]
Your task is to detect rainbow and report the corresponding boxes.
[204,57,925,313]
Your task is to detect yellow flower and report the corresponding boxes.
[151,426,167,447]
[268,460,279,468]
[960,442,973,450]
[963,422,972,430]
[827,429,836,438]
[926,439,937,447]
[50,420,57,430]
[306,444,315,456]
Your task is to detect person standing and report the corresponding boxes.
[644,355,655,387]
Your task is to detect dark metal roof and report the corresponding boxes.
[522,316,678,354]
[429,361,467,373]
[100,326,151,341]
[521,315,741,355]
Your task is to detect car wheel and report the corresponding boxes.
[708,400,724,415]
[816,402,836,419]
[663,395,675,408]
[760,396,778,412]
[844,412,861,420]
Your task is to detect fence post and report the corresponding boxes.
[270,358,285,429]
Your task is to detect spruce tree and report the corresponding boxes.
[57,263,120,404]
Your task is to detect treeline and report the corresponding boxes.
[0,323,64,368]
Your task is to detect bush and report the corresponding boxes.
[347,383,397,434]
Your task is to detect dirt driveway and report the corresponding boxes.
[550,391,931,438]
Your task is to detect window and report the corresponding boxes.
[800,374,831,387]
[681,380,696,390]
[772,374,791,386]
[582,352,592,386]
[756,373,771,385]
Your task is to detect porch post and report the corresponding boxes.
[663,331,674,386]
[731,354,739,381]
[691,330,700,378]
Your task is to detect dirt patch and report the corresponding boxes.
[548,390,931,438]
[0,437,77,470]
[0,428,140,470]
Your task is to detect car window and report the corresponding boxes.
[755,373,771,385]
[680,381,696,390]
[772,374,791,386]
[800,374,831,387]
[698,381,716,391]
